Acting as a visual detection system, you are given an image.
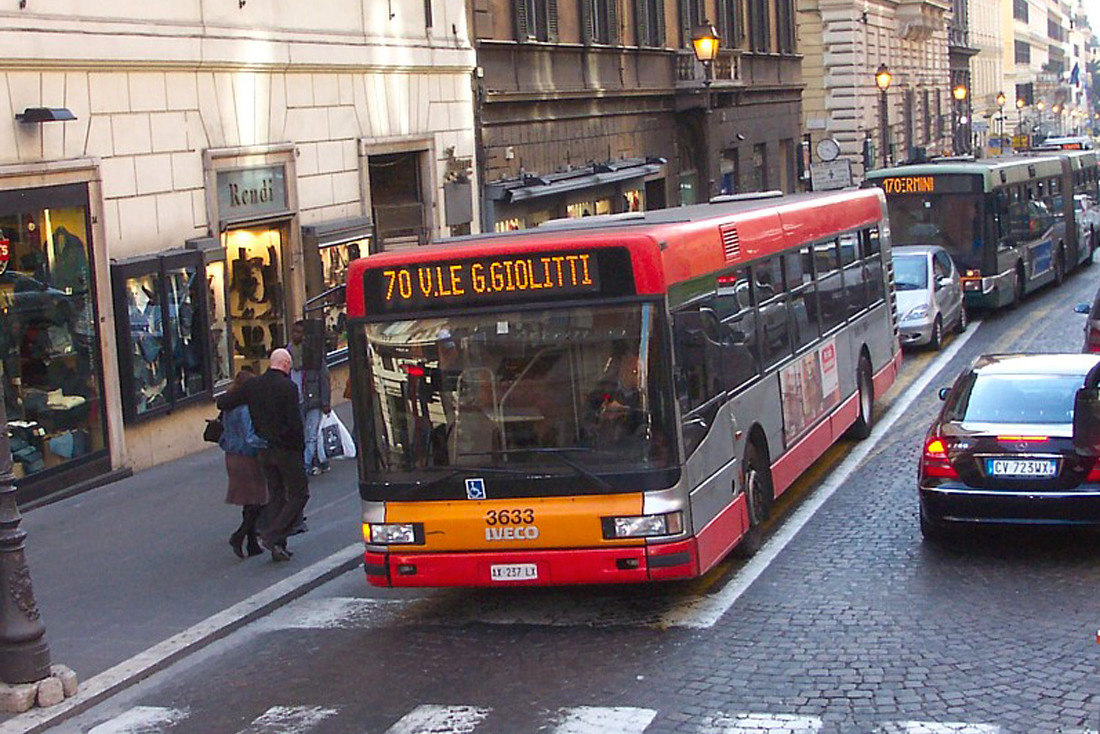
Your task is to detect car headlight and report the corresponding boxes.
[602,511,684,539]
[904,304,929,321]
[365,523,422,545]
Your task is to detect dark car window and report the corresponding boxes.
[893,255,928,291]
[947,373,1081,424]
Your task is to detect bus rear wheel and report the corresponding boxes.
[735,442,772,558]
[846,355,874,440]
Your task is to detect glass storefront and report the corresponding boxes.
[223,225,288,375]
[0,184,108,484]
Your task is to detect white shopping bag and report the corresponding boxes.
[317,411,356,461]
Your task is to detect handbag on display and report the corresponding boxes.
[203,414,225,443]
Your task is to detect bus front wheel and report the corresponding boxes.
[1010,264,1025,307]
[847,355,875,440]
[735,441,772,558]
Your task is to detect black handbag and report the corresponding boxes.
[203,414,224,443]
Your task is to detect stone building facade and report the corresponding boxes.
[0,1,476,501]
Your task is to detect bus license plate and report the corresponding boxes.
[490,563,538,582]
[986,458,1057,477]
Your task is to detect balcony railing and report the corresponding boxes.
[675,49,742,87]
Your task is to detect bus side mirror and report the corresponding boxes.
[1073,387,1100,456]
[938,387,951,401]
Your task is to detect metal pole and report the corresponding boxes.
[0,387,50,684]
[880,89,889,167]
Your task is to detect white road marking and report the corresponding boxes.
[0,544,362,734]
[383,704,492,734]
[255,597,408,630]
[550,706,658,733]
[237,706,338,734]
[661,326,980,628]
[87,706,188,734]
[878,723,1000,734]
[703,712,822,733]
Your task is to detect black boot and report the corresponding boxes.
[229,528,246,559]
[246,533,263,557]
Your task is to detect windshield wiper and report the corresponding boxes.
[466,447,615,491]
[416,465,529,492]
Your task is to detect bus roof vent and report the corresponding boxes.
[720,223,741,261]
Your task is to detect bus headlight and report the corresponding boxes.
[602,512,684,539]
[365,523,422,545]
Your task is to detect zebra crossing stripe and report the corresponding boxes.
[878,723,1000,733]
[550,706,658,734]
[383,704,492,734]
[87,706,188,734]
[707,712,822,733]
[237,706,338,734]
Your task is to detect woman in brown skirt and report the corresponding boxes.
[218,368,269,558]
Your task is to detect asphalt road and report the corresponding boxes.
[51,260,1100,734]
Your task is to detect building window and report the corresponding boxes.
[1012,0,1027,21]
[368,151,428,250]
[776,0,794,53]
[636,0,665,46]
[923,90,931,143]
[718,0,743,48]
[1014,40,1031,64]
[678,0,704,47]
[747,0,770,52]
[516,0,559,42]
[583,0,619,44]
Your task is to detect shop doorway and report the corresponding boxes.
[368,151,428,250]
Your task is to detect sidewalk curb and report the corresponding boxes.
[0,544,363,734]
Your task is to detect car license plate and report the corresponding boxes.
[985,458,1057,477]
[490,563,538,582]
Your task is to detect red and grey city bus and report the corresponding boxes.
[345,189,901,587]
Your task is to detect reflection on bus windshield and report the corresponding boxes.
[361,303,674,476]
[888,194,983,268]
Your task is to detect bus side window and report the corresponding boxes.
[862,229,885,305]
[753,257,791,369]
[814,239,845,332]
[784,247,819,351]
[840,233,868,316]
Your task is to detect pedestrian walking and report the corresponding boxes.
[216,348,308,562]
[288,320,331,475]
[218,367,268,559]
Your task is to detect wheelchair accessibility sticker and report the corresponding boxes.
[465,478,486,500]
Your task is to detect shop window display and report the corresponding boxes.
[311,237,362,356]
[204,259,232,384]
[0,201,108,481]
[224,227,287,374]
[111,250,211,422]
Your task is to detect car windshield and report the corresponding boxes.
[886,193,984,270]
[947,373,1081,424]
[359,302,675,482]
[893,255,928,291]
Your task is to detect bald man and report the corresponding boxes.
[217,347,308,562]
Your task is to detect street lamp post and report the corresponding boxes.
[875,63,893,167]
[691,22,720,199]
[0,386,50,684]
[952,83,968,155]
[996,92,1006,154]
[1016,98,1025,147]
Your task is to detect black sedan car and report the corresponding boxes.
[920,353,1100,541]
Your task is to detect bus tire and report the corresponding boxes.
[735,441,772,559]
[1054,246,1065,285]
[1010,263,1025,307]
[929,316,944,351]
[847,355,875,440]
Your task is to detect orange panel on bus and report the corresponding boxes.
[382,494,646,552]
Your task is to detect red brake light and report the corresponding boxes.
[995,435,1049,442]
[1088,459,1100,483]
[1089,328,1100,352]
[402,364,426,377]
[921,436,959,479]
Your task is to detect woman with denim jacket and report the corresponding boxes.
[219,368,269,558]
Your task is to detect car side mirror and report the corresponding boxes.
[1075,303,1091,315]
[1073,387,1100,456]
[938,387,951,401]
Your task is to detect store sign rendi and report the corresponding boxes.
[217,166,287,219]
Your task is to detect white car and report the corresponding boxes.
[1073,193,1100,257]
[893,245,967,350]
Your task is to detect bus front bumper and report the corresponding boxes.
[363,540,701,587]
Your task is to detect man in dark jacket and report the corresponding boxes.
[216,348,306,561]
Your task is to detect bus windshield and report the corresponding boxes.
[887,194,984,269]
[360,302,675,480]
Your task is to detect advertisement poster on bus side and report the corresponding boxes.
[779,338,841,446]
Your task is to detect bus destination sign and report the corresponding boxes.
[879,176,936,194]
[364,248,634,314]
